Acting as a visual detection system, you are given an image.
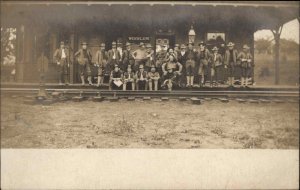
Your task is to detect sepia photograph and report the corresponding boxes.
[1,0,299,189]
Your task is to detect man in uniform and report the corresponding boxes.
[132,42,147,72]
[197,41,210,87]
[145,43,155,72]
[122,42,135,72]
[53,41,70,85]
[148,65,160,91]
[210,46,223,87]
[135,64,148,90]
[224,42,238,88]
[74,42,93,85]
[95,43,108,87]
[117,41,124,70]
[177,44,187,87]
[109,64,123,90]
[122,65,135,91]
[107,41,121,74]
[155,44,168,75]
[185,42,197,87]
[237,44,253,88]
[161,53,183,90]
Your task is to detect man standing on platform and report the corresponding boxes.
[95,43,108,87]
[237,44,253,88]
[108,41,121,74]
[145,43,155,72]
[132,42,147,72]
[224,42,238,88]
[122,42,135,72]
[74,42,93,86]
[53,41,70,85]
[197,41,210,87]
[185,42,197,87]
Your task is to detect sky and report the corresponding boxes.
[254,19,299,43]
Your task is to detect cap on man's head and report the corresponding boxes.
[112,41,117,46]
[180,44,186,49]
[100,43,105,47]
[198,41,206,46]
[146,43,152,48]
[139,42,145,47]
[243,44,250,49]
[60,41,65,45]
[150,64,156,68]
[227,42,235,47]
[139,64,144,69]
[212,46,219,51]
[126,42,131,46]
[114,64,119,68]
[175,44,179,47]
[81,42,88,45]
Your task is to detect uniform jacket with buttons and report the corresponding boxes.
[136,71,148,80]
[237,51,253,68]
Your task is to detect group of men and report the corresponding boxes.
[53,40,253,90]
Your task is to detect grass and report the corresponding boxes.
[254,53,299,86]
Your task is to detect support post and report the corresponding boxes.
[271,25,283,85]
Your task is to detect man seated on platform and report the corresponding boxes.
[135,64,148,90]
[122,65,136,91]
[109,64,123,90]
[147,65,160,91]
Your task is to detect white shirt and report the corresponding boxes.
[61,49,66,59]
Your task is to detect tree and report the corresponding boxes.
[255,38,272,54]
[1,27,16,66]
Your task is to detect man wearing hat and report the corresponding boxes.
[132,42,147,72]
[145,43,155,72]
[135,64,148,90]
[224,42,238,88]
[155,44,168,75]
[209,46,223,87]
[74,42,93,85]
[197,41,210,87]
[95,43,108,87]
[161,53,183,90]
[53,41,70,85]
[108,41,121,74]
[237,44,253,88]
[122,42,135,72]
[185,42,198,87]
[109,64,123,90]
[122,65,136,91]
[147,65,160,91]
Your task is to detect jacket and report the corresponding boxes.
[237,52,253,68]
[53,48,70,63]
[74,49,92,65]
[224,49,238,65]
[108,49,121,63]
[95,50,108,67]
[210,53,223,67]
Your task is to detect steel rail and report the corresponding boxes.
[1,88,299,99]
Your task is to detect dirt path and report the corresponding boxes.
[1,96,299,149]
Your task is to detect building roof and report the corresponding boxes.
[1,1,298,31]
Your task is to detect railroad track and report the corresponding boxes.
[1,87,299,99]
